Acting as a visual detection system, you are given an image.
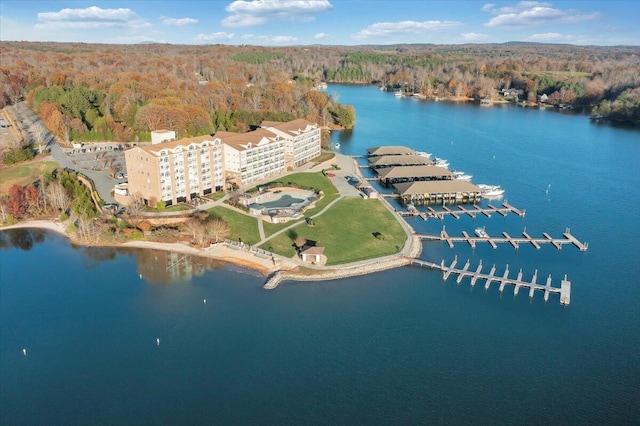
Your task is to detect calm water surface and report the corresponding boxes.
[1,85,639,425]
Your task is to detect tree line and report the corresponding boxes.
[1,41,638,134]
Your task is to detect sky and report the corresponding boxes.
[1,0,638,46]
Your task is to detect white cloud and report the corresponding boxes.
[314,32,329,40]
[353,20,462,39]
[460,32,489,42]
[483,2,600,28]
[481,3,496,12]
[36,6,150,30]
[194,32,235,41]
[161,16,199,26]
[241,34,299,43]
[222,0,332,27]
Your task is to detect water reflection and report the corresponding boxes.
[0,229,224,284]
[0,228,47,251]
[129,248,224,284]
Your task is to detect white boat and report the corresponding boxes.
[478,184,500,191]
[334,143,340,149]
[453,171,472,180]
[482,188,505,198]
[394,91,403,98]
[434,158,449,168]
[475,227,489,238]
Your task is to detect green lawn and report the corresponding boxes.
[260,172,340,236]
[143,204,190,213]
[207,206,261,245]
[264,197,407,265]
[0,160,57,195]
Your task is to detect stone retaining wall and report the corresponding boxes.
[264,256,412,289]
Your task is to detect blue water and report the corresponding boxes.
[2,86,639,424]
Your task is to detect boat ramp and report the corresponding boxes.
[409,256,571,305]
[418,227,588,251]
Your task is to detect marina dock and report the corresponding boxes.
[397,202,525,220]
[409,256,571,305]
[418,227,588,251]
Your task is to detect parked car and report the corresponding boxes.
[115,172,124,179]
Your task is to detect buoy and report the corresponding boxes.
[156,338,160,346]
[22,348,27,356]
[139,274,142,279]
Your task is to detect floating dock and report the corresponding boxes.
[417,227,588,251]
[409,256,571,305]
[397,202,525,220]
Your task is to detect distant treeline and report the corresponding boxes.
[1,42,638,136]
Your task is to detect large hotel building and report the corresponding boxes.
[123,119,321,206]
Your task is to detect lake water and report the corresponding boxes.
[2,85,639,425]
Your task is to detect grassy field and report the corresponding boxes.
[0,160,58,195]
[263,197,407,265]
[260,172,340,236]
[207,206,261,245]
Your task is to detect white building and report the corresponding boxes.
[151,130,176,145]
[219,128,286,187]
[261,119,321,168]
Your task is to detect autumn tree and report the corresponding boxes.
[46,181,71,213]
[6,185,27,217]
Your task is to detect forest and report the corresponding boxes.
[1,41,639,144]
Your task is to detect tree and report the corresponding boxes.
[6,185,27,217]
[185,218,208,248]
[293,236,307,251]
[46,181,71,213]
[125,193,145,229]
[25,184,42,215]
[208,219,230,243]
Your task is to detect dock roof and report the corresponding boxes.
[377,165,454,179]
[394,180,481,195]
[367,146,416,156]
[369,154,433,167]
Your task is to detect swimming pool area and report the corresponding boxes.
[260,194,304,209]
[247,188,318,221]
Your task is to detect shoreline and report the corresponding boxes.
[1,219,420,286]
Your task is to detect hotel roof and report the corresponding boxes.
[367,146,416,156]
[394,180,481,196]
[261,118,318,136]
[377,165,454,179]
[369,154,433,167]
[216,128,280,151]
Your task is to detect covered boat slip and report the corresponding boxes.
[367,145,416,156]
[376,165,454,186]
[394,180,482,204]
[368,154,433,168]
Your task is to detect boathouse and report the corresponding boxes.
[394,180,481,204]
[367,146,416,157]
[368,154,433,169]
[376,165,454,186]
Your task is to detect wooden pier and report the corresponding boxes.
[418,227,588,251]
[409,256,571,305]
[397,202,525,221]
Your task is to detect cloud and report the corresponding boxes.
[36,6,150,30]
[314,32,329,40]
[353,20,462,39]
[460,32,489,42]
[194,32,235,42]
[222,0,332,27]
[161,16,199,26]
[482,2,600,28]
[241,34,299,43]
